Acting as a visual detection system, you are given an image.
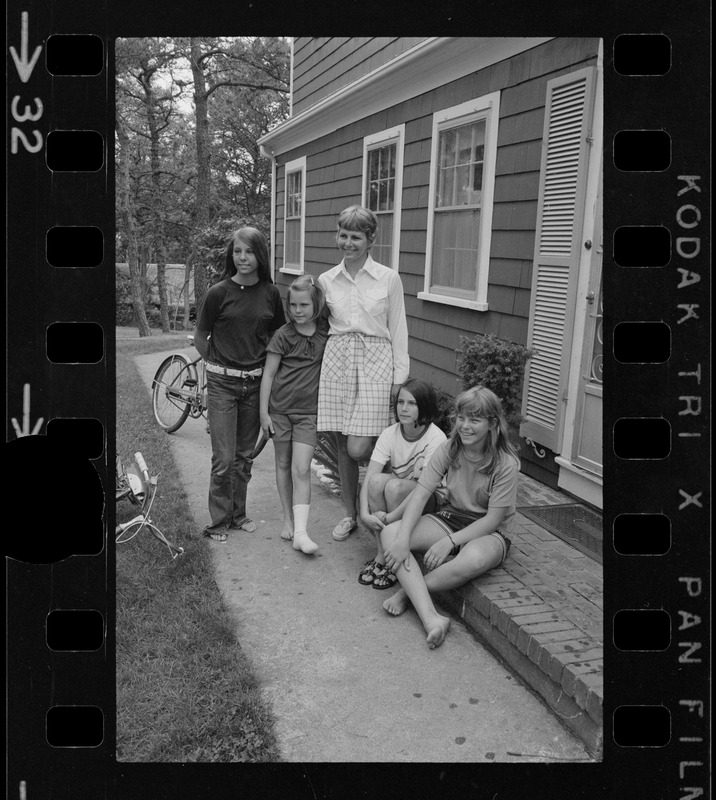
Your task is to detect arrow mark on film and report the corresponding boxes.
[11,384,44,437]
[10,12,42,83]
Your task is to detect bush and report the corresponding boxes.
[430,384,456,436]
[116,304,135,325]
[456,333,535,428]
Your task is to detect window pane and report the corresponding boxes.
[457,126,473,164]
[386,145,395,179]
[367,144,396,212]
[455,164,471,206]
[431,208,480,294]
[285,219,300,264]
[440,129,456,168]
[372,214,393,268]
[369,151,380,182]
[368,181,379,211]
[365,141,398,265]
[473,162,484,192]
[287,170,302,218]
[381,178,391,211]
[437,164,455,208]
[437,120,485,209]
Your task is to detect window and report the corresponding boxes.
[362,125,404,269]
[283,156,306,272]
[420,93,500,310]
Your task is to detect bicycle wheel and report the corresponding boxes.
[152,354,195,432]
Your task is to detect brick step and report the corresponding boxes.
[437,509,603,759]
[312,455,604,757]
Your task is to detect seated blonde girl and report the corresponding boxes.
[379,386,519,649]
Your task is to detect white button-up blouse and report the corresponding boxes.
[317,255,410,384]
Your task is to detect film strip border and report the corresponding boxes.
[606,29,710,794]
[5,12,710,800]
[6,10,115,793]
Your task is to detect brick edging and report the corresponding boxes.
[438,580,604,759]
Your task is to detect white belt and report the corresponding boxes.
[206,362,263,379]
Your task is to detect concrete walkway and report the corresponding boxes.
[134,347,594,763]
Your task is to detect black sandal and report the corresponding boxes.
[358,559,380,585]
[371,565,398,590]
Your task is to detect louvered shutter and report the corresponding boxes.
[520,67,598,452]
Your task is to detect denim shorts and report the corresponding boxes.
[425,506,512,564]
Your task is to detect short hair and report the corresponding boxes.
[393,378,439,427]
[287,274,325,322]
[336,205,377,241]
[221,227,272,283]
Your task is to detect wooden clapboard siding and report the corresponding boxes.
[273,37,599,398]
[293,37,428,116]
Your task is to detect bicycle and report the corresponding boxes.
[151,337,270,458]
[152,336,207,433]
[116,451,184,559]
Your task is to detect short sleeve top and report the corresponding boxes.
[370,422,447,481]
[196,279,285,370]
[266,318,329,414]
[417,441,520,532]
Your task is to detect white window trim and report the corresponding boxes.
[419,91,500,311]
[362,124,405,271]
[281,155,306,274]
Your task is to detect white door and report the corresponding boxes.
[571,214,603,477]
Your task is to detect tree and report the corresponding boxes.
[184,36,289,308]
[116,114,151,337]
[115,36,290,328]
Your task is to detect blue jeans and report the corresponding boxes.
[205,371,261,534]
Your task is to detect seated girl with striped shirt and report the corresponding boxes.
[357,378,446,590]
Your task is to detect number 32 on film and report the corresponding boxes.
[9,11,43,154]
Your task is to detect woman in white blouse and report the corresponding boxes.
[317,206,410,542]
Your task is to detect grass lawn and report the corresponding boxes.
[115,328,282,762]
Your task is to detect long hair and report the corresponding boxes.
[287,274,325,323]
[447,386,519,475]
[219,227,272,283]
[393,378,439,428]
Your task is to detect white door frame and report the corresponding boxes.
[555,42,604,509]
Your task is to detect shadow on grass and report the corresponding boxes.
[116,331,282,762]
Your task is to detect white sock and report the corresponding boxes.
[292,504,318,554]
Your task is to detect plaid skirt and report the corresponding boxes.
[317,333,393,436]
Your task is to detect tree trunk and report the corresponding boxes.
[143,75,171,333]
[190,38,211,309]
[116,118,151,337]
[182,255,193,331]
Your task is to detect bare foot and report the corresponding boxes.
[280,522,294,540]
[382,589,410,616]
[425,615,451,649]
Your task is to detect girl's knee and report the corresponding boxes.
[384,478,413,507]
[457,538,503,579]
[291,461,311,483]
[347,436,374,462]
[274,454,292,471]
[367,472,390,499]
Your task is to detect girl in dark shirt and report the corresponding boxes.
[259,275,328,554]
[194,227,285,542]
